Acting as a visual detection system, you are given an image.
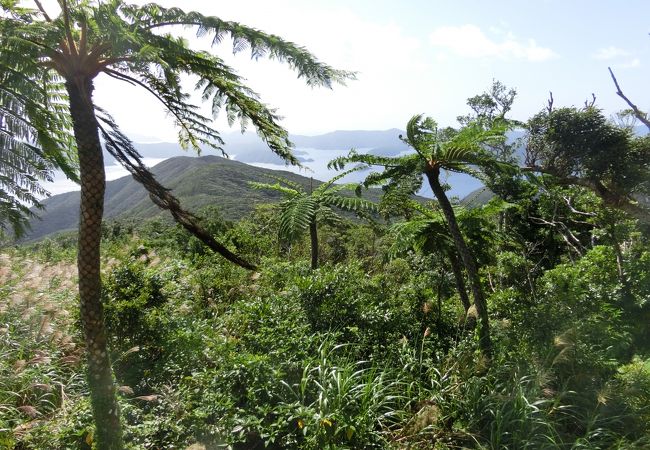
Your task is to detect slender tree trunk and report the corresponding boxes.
[608,231,636,315]
[448,252,471,313]
[309,219,319,270]
[436,269,443,339]
[609,232,625,284]
[67,78,123,449]
[425,169,492,358]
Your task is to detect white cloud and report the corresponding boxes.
[619,58,641,69]
[593,46,630,60]
[429,25,557,62]
[592,46,639,69]
[90,0,433,137]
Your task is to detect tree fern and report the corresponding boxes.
[329,113,512,357]
[251,173,376,268]
[1,1,350,445]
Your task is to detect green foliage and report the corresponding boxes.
[251,174,376,245]
[528,107,649,191]
[525,106,650,223]
[3,76,650,449]
[15,233,78,263]
[386,200,453,258]
[277,344,408,449]
[604,357,650,437]
[103,261,166,347]
[3,205,650,448]
[289,262,433,359]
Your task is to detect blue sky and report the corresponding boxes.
[35,0,649,137]
[31,0,649,196]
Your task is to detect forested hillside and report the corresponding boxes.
[21,156,396,241]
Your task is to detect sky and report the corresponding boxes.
[32,0,650,140]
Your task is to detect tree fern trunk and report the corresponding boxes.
[310,219,319,269]
[426,169,492,358]
[66,79,123,450]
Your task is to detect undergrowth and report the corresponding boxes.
[1,214,649,449]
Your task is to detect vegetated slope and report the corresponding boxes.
[25,155,389,241]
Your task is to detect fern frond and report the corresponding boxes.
[0,19,77,236]
[321,193,377,213]
[118,2,355,88]
[259,174,305,192]
[249,181,301,198]
[315,205,343,227]
[278,195,318,242]
[313,165,365,195]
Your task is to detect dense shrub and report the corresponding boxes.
[3,199,649,448]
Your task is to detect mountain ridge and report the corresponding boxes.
[120,129,410,165]
[25,155,394,241]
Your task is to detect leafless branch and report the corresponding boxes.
[584,93,596,109]
[608,67,650,130]
[547,91,554,114]
[529,216,585,256]
[33,0,52,22]
[562,195,596,217]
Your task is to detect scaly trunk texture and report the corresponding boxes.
[426,169,492,358]
[448,252,472,313]
[310,219,319,270]
[67,79,124,449]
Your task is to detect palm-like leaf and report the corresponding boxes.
[328,116,510,213]
[279,195,318,242]
[250,179,314,241]
[249,181,302,199]
[315,204,344,227]
[251,172,376,246]
[97,1,352,162]
[387,198,451,253]
[0,41,76,235]
[0,0,353,241]
[321,193,377,214]
[387,199,467,259]
[388,218,451,258]
[2,0,352,165]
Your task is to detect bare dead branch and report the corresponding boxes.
[562,195,597,217]
[547,91,554,114]
[33,0,52,22]
[529,216,585,256]
[608,67,650,130]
